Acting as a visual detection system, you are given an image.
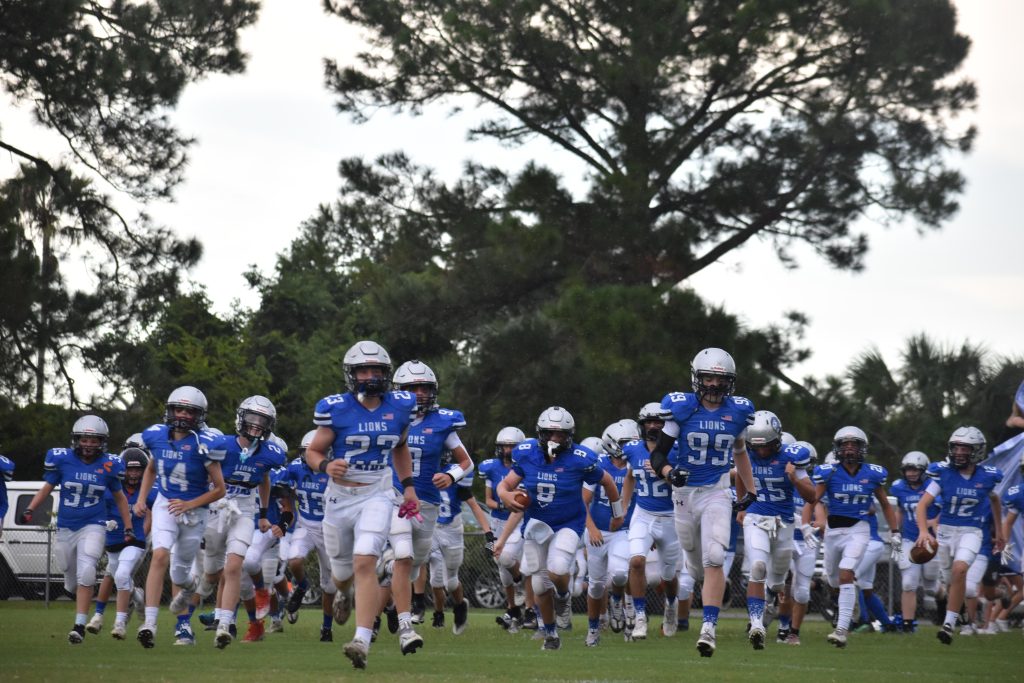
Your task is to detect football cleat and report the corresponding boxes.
[585,628,600,647]
[372,615,380,642]
[432,611,445,629]
[937,624,954,645]
[663,601,678,637]
[169,586,194,615]
[776,627,790,644]
[173,622,196,646]
[608,599,625,633]
[399,627,424,655]
[137,624,156,648]
[555,593,573,630]
[542,633,561,650]
[86,612,104,634]
[332,588,352,626]
[827,630,848,648]
[507,617,521,634]
[749,624,766,650]
[68,624,85,644]
[784,632,801,645]
[385,604,400,634]
[513,580,526,607]
[960,623,976,636]
[286,585,306,623]
[242,620,265,642]
[496,611,513,630]
[320,627,333,642]
[254,588,271,620]
[199,612,218,631]
[453,599,469,636]
[268,617,284,633]
[632,612,648,640]
[697,623,717,657]
[111,622,127,640]
[522,609,539,630]
[343,637,369,669]
[215,623,233,649]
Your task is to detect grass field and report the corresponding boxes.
[1,602,1020,682]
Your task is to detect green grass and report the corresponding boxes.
[0,602,1019,682]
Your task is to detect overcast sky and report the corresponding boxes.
[3,1,1021,391]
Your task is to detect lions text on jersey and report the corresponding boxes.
[478,457,513,521]
[890,478,941,542]
[747,442,811,523]
[623,440,672,514]
[391,407,466,504]
[43,448,123,530]
[925,461,1003,527]
[511,439,604,534]
[142,424,224,502]
[812,462,888,520]
[281,457,329,525]
[661,391,754,485]
[313,390,417,484]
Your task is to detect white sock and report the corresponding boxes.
[837,584,855,632]
[115,611,128,625]
[144,606,159,626]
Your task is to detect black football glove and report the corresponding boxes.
[484,531,496,555]
[668,466,689,488]
[733,491,757,512]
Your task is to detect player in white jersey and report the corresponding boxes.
[304,340,420,669]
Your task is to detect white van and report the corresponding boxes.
[0,481,62,599]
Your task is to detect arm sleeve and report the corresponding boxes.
[648,431,679,479]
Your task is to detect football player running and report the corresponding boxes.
[890,451,942,632]
[197,396,286,648]
[915,427,1005,644]
[618,405,681,642]
[22,416,133,644]
[133,386,226,647]
[303,340,419,669]
[479,426,529,631]
[386,360,474,655]
[741,411,815,650]
[647,348,758,657]
[783,441,824,645]
[497,407,624,651]
[581,421,639,646]
[813,426,899,648]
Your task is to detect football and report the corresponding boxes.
[909,539,937,564]
[512,490,531,509]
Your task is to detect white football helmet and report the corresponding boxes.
[823,451,839,466]
[746,410,783,452]
[832,425,868,465]
[123,432,145,450]
[235,395,276,442]
[580,436,605,455]
[947,426,986,469]
[900,450,930,483]
[71,415,109,458]
[794,440,818,468]
[393,360,439,414]
[637,402,667,440]
[343,340,392,396]
[267,433,288,452]
[536,406,575,457]
[781,431,797,446]
[691,347,737,402]
[602,419,641,459]
[494,426,526,460]
[299,428,329,466]
[165,386,208,431]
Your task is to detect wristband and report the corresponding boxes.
[258,507,268,520]
[610,499,625,519]
[317,459,328,474]
[445,464,467,482]
[401,476,415,490]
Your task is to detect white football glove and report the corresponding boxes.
[889,532,903,561]
[1001,542,1015,566]
[801,524,820,551]
[105,519,119,532]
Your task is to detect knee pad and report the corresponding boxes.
[901,565,921,593]
[242,555,262,577]
[170,561,194,588]
[114,566,134,593]
[498,565,515,588]
[965,581,978,599]
[330,559,353,585]
[750,559,767,583]
[587,577,607,600]
[446,575,461,593]
[521,541,543,576]
[793,584,810,604]
[659,556,678,583]
[611,570,628,588]
[78,564,97,588]
[704,542,726,568]
[240,574,255,601]
[531,572,554,596]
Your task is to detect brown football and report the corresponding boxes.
[512,490,531,509]
[909,539,937,564]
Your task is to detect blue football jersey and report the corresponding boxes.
[313,390,417,484]
[142,424,224,502]
[890,478,941,542]
[281,457,329,524]
[511,439,604,534]
[478,457,513,521]
[812,462,887,520]
[437,478,473,526]
[624,440,673,514]
[391,407,466,504]
[586,454,630,532]
[210,435,287,499]
[747,442,811,522]
[1004,484,1024,519]
[43,448,123,530]
[104,479,157,545]
[263,466,290,526]
[0,454,13,518]
[926,461,1003,528]
[662,392,754,486]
